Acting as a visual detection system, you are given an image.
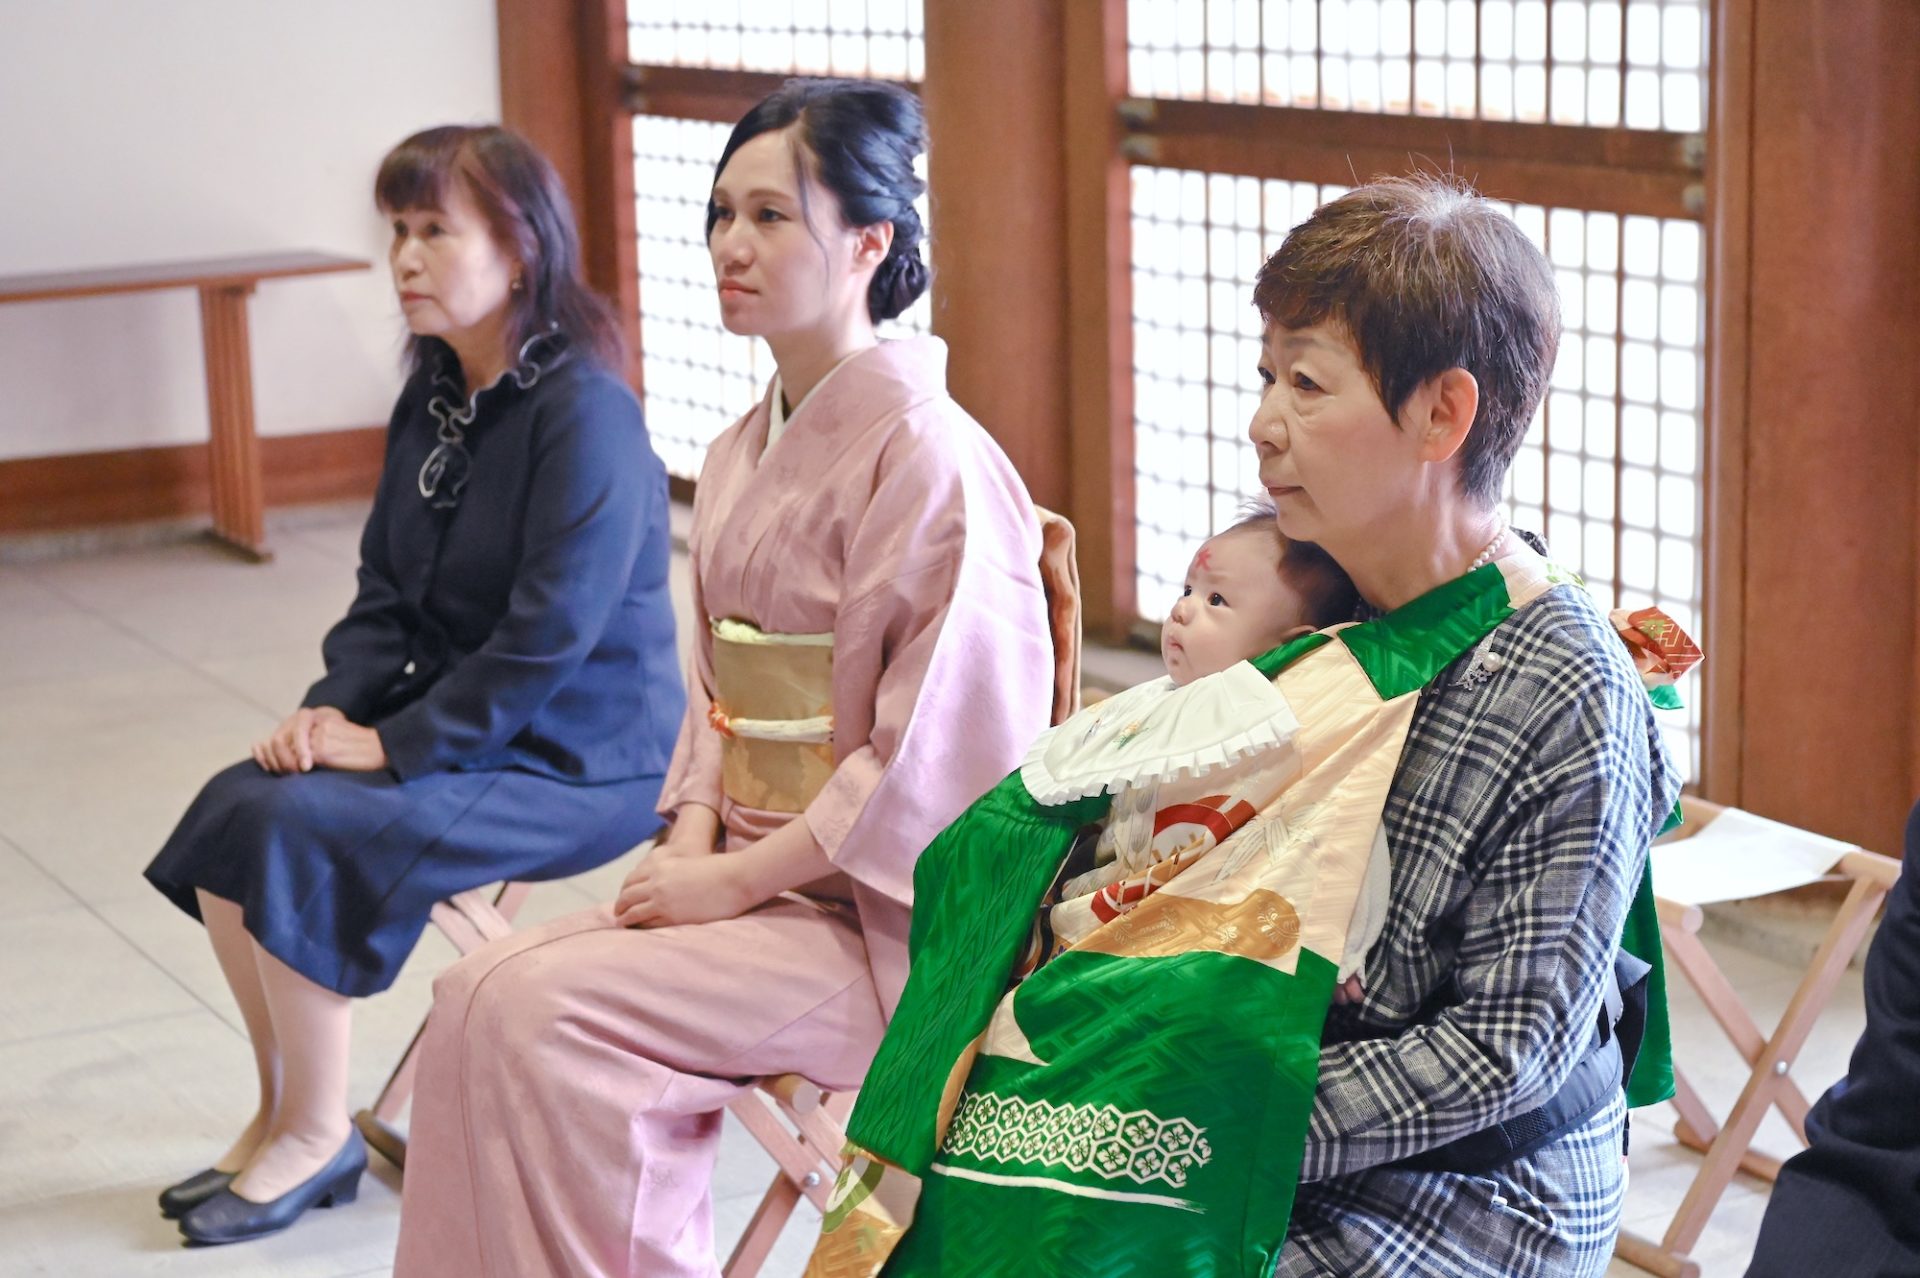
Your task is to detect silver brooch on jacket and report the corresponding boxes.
[417,329,557,510]
[418,396,475,509]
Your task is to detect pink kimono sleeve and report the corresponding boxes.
[803,435,1053,905]
[656,497,724,820]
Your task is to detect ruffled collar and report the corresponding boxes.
[426,326,569,401]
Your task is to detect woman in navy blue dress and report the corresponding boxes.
[143,125,684,1245]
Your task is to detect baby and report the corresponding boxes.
[1055,506,1384,982]
[1163,507,1394,999]
[1160,504,1357,686]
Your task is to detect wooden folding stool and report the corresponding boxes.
[349,868,865,1274]
[1613,797,1902,1278]
[720,1074,857,1277]
[355,880,534,1167]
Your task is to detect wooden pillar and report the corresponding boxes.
[1722,0,1920,852]
[496,0,641,385]
[497,1,584,206]
[921,0,1073,513]
[577,0,641,386]
[1062,0,1136,638]
[1698,0,1753,805]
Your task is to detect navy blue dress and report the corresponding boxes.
[146,338,686,996]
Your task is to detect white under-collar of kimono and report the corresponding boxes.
[1020,661,1301,805]
[765,349,864,456]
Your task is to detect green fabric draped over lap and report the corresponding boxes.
[847,562,1674,1276]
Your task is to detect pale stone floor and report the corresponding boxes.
[0,502,1870,1277]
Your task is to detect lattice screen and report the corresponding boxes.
[1125,0,1704,129]
[634,116,774,482]
[628,0,925,81]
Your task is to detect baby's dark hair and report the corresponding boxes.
[1217,498,1359,628]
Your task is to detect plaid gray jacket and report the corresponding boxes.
[1275,576,1682,1277]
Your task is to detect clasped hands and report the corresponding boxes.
[615,804,830,930]
[614,832,749,931]
[252,706,389,774]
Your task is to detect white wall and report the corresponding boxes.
[0,0,501,462]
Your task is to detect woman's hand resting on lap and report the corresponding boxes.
[252,706,390,774]
[615,852,753,928]
[253,707,336,774]
[614,807,830,930]
[311,717,389,771]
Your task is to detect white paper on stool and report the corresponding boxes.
[1650,808,1853,907]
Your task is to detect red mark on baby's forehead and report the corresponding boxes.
[1194,544,1214,571]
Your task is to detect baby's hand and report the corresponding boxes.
[1332,974,1365,1005]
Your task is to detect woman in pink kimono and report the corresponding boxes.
[391,79,1056,1277]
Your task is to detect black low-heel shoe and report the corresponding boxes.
[177,1131,366,1246]
[159,1168,236,1219]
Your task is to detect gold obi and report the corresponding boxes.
[708,618,835,814]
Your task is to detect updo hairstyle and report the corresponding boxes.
[707,78,931,323]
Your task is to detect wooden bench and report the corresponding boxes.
[0,251,370,560]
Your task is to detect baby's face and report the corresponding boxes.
[1162,527,1315,686]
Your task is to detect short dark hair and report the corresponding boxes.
[1222,499,1359,629]
[708,78,931,323]
[1252,174,1560,506]
[375,125,624,375]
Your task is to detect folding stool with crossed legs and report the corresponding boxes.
[351,878,851,1278]
[1613,797,1902,1278]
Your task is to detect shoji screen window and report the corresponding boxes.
[1125,0,1706,128]
[1504,205,1705,777]
[629,0,925,80]
[1116,0,1709,778]
[1130,169,1346,620]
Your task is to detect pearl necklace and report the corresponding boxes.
[1467,518,1509,572]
